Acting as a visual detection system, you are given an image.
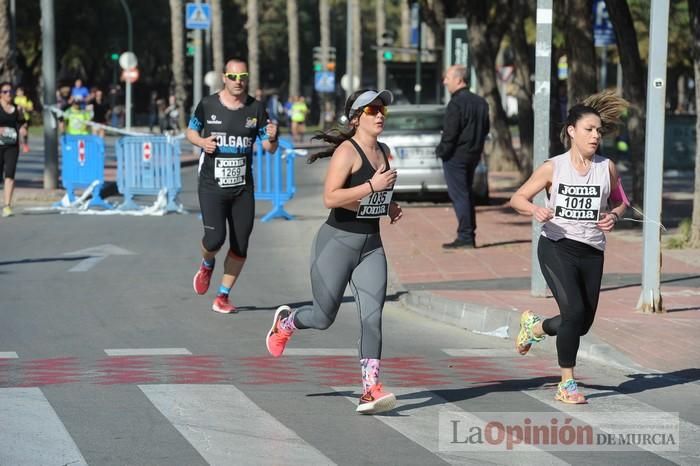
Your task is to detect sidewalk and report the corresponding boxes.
[382,172,700,375]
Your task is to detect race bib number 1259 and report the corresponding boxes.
[554,183,602,222]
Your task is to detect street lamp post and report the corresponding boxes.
[119,0,134,129]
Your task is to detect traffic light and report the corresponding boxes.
[110,53,119,61]
[314,46,337,72]
[186,31,196,57]
[327,46,336,71]
[380,32,395,62]
[313,46,322,72]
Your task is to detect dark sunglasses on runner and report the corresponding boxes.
[363,105,388,116]
[0,88,12,94]
[225,72,250,82]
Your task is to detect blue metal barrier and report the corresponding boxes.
[254,137,299,222]
[58,135,111,208]
[116,136,182,212]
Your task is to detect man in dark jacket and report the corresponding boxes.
[436,64,490,249]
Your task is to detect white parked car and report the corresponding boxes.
[380,104,489,203]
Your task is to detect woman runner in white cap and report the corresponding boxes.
[265,89,402,414]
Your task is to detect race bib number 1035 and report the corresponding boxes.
[357,189,393,219]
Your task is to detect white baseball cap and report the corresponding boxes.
[349,90,393,114]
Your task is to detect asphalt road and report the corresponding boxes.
[1,157,699,465]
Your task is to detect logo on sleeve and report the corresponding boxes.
[245,117,258,129]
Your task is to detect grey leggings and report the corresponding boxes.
[292,223,387,359]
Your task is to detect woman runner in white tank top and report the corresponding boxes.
[509,90,629,404]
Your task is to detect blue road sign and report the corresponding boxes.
[314,71,335,93]
[186,3,212,30]
[593,0,615,47]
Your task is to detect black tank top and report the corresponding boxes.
[325,138,390,234]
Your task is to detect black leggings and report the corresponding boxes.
[0,145,19,179]
[198,187,255,257]
[538,237,604,368]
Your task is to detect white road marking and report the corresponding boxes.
[283,348,356,356]
[105,348,192,356]
[141,384,336,465]
[0,352,18,359]
[442,348,518,358]
[334,386,567,465]
[524,387,700,465]
[63,243,135,272]
[0,388,87,466]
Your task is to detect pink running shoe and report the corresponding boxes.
[212,294,237,314]
[266,305,293,357]
[193,261,214,295]
[356,383,396,414]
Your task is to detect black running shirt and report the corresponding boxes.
[0,105,23,147]
[189,94,269,194]
[326,139,392,235]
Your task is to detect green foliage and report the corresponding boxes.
[665,218,692,249]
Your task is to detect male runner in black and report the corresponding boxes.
[187,58,278,313]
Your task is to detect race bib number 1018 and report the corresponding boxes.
[214,157,246,188]
[357,189,393,219]
[554,183,602,222]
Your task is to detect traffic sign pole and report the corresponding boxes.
[186,1,211,112]
[119,52,138,131]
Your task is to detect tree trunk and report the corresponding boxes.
[565,0,597,103]
[605,0,646,205]
[246,0,259,94]
[465,2,521,172]
[0,0,12,82]
[287,0,299,98]
[351,0,361,87]
[509,0,534,175]
[211,0,224,92]
[169,0,187,128]
[689,0,700,247]
[376,0,385,90]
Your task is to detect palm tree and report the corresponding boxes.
[376,0,385,89]
[246,0,259,94]
[287,0,300,99]
[0,0,12,82]
[690,0,700,246]
[351,0,361,88]
[211,0,224,91]
[169,0,187,128]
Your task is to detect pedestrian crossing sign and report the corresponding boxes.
[185,3,211,30]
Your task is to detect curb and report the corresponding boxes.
[399,289,645,374]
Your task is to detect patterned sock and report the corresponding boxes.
[218,284,231,296]
[360,358,380,393]
[279,311,297,332]
[202,258,215,269]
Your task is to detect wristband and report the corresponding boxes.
[367,180,375,193]
[610,212,619,223]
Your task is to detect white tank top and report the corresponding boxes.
[542,152,611,251]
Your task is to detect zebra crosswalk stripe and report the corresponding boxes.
[524,387,700,465]
[140,384,336,466]
[0,388,87,466]
[334,386,568,466]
